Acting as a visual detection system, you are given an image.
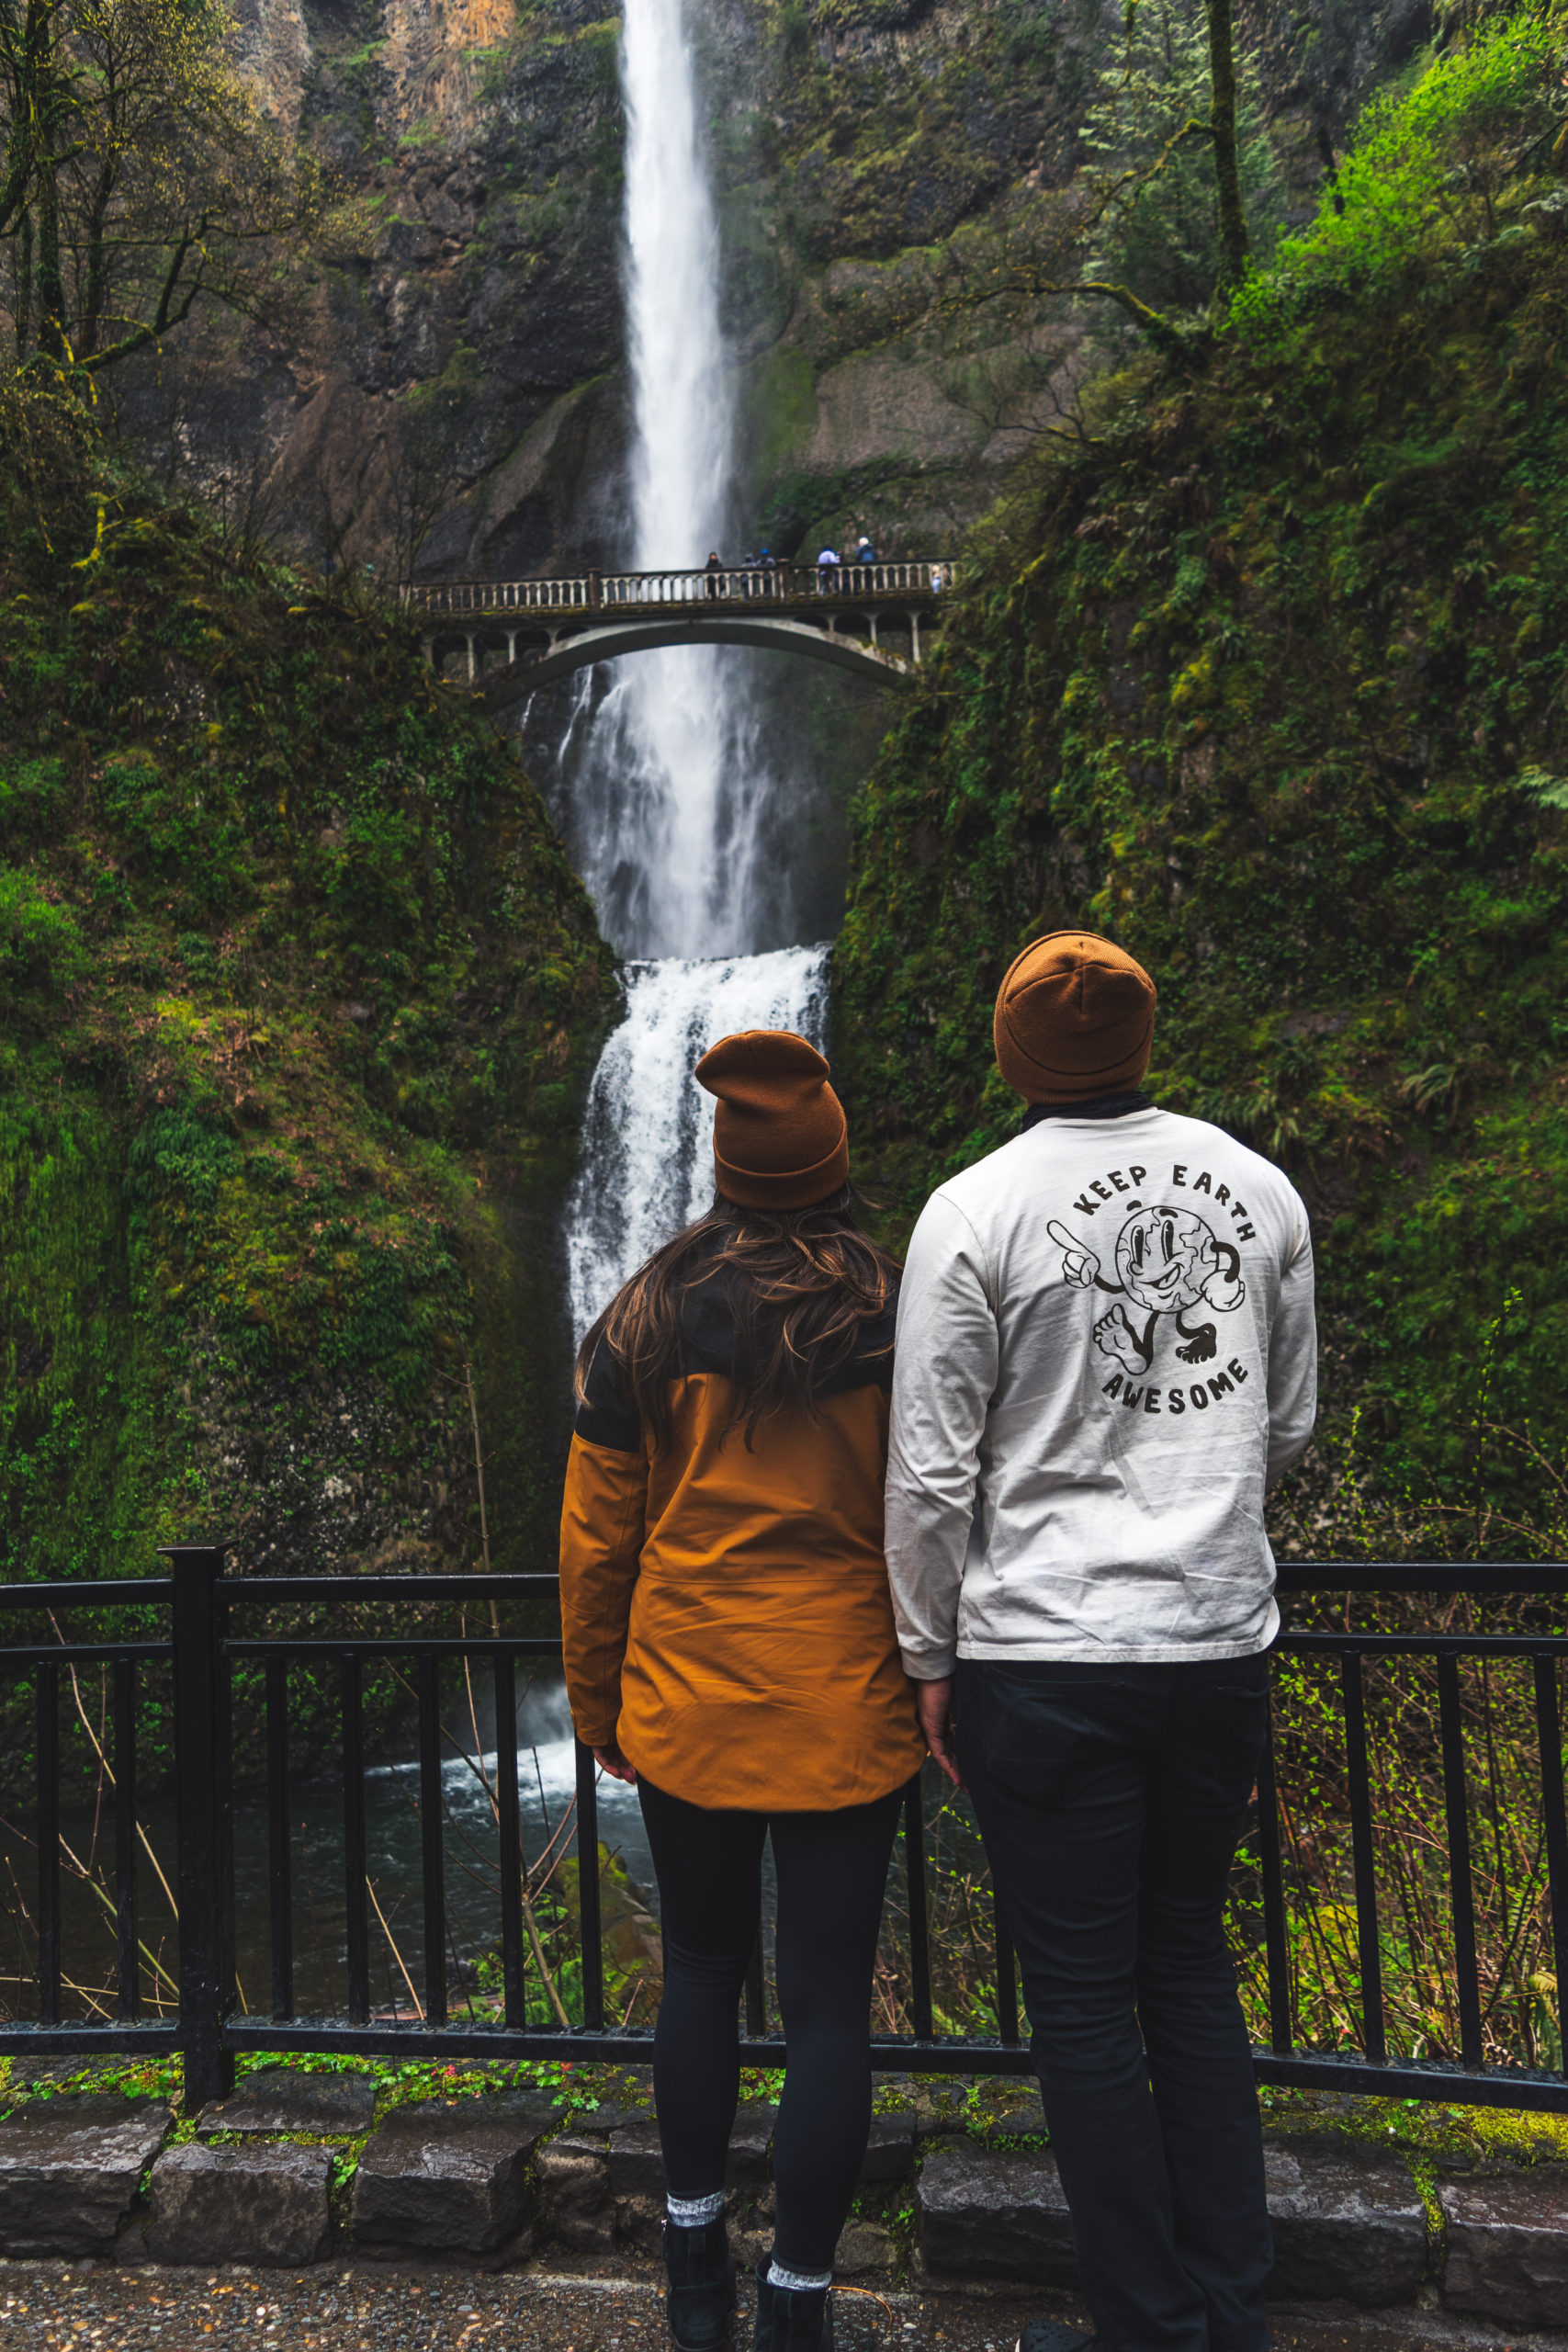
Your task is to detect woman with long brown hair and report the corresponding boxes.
[560,1029,924,2352]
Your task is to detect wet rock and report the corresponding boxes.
[608,2105,778,2249]
[917,2140,1077,2287]
[353,2091,557,2255]
[976,2100,1047,2144]
[1262,2134,1427,2306]
[196,2065,375,2138]
[862,2109,917,2180]
[835,2218,897,2275]
[608,2118,666,2207]
[536,2130,615,2251]
[0,2094,173,2258]
[1438,2165,1568,2330]
[728,2105,776,2188]
[544,2098,647,2141]
[145,2142,333,2266]
[608,2119,665,2247]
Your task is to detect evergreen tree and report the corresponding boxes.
[1080,0,1283,317]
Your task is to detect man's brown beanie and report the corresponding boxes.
[695,1030,850,1210]
[993,931,1157,1102]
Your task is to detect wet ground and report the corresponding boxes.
[0,2266,1040,2351]
[0,2267,1561,2352]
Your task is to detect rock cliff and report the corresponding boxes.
[106,0,1436,580]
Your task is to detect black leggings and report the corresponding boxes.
[637,1776,904,2273]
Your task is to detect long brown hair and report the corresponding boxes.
[573,1183,901,1452]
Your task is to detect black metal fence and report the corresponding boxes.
[2,1548,1564,2114]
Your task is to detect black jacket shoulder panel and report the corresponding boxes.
[677,1260,898,1394]
[574,1338,642,1455]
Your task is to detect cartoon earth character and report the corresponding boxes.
[1047,1204,1246,1374]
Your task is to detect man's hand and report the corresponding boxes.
[914,1676,963,1789]
[593,1742,637,1785]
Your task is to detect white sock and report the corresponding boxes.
[767,2260,832,2293]
[667,2190,725,2226]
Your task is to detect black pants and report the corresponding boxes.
[637,1775,904,2273]
[956,1655,1272,2352]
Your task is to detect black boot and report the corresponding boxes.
[750,2257,832,2351]
[663,2212,735,2352]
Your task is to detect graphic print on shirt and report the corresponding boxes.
[1047,1204,1245,1372]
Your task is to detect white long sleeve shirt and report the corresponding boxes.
[885,1107,1317,1676]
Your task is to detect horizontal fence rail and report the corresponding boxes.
[0,1549,1564,2113]
[400,561,948,621]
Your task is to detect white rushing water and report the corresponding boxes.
[563,0,778,963]
[558,0,828,1333]
[567,944,830,1338]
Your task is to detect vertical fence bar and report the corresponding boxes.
[905,1774,933,2044]
[114,1657,139,2020]
[418,1652,446,2030]
[994,1895,1021,2047]
[1534,1653,1568,2076]
[744,1935,766,2037]
[341,1652,369,2027]
[575,1739,604,2031]
[1437,1654,1483,2070]
[36,1661,59,2028]
[1255,1703,1292,2055]
[265,1656,293,2022]
[1340,1651,1386,2066]
[166,1543,234,2108]
[493,1654,525,2030]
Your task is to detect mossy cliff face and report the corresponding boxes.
[0,416,617,1580]
[831,42,1568,1510]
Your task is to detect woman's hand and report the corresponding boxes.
[914,1676,963,1790]
[593,1741,637,1785]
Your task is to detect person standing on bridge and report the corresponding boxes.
[816,544,839,594]
[560,1030,924,2352]
[885,933,1317,2352]
[705,548,722,600]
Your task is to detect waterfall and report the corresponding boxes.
[559,0,829,1339]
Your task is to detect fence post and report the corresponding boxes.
[163,1543,234,2110]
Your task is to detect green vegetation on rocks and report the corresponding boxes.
[0,398,616,1586]
[833,12,1568,1521]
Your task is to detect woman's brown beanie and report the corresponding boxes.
[993,931,1157,1102]
[695,1030,850,1210]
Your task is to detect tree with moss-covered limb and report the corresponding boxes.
[924,0,1278,361]
[0,0,323,374]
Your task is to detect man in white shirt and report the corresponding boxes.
[886,932,1316,2352]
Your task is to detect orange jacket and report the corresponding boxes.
[559,1262,924,1811]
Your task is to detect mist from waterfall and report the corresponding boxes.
[560,0,829,1339]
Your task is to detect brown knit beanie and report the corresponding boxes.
[993,931,1157,1102]
[695,1030,850,1210]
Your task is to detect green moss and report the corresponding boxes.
[0,406,617,1593]
[831,21,1568,1519]
[739,345,819,482]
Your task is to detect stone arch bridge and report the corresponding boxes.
[403,560,946,711]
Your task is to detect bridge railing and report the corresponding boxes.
[401,561,948,621]
[2,1552,1566,2113]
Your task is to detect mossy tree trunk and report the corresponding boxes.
[1207,0,1250,307]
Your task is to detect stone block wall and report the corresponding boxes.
[0,2065,1564,2338]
